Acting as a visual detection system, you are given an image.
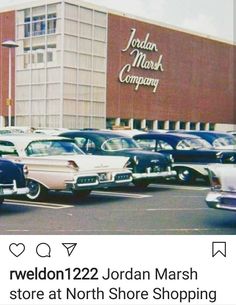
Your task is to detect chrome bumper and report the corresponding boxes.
[133,169,177,180]
[67,170,132,190]
[0,180,29,196]
[205,191,236,211]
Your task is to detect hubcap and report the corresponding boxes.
[178,169,191,182]
[27,180,40,199]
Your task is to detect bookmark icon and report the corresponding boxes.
[62,243,77,256]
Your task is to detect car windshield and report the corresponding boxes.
[213,136,236,147]
[101,137,140,151]
[25,140,84,156]
[176,138,212,150]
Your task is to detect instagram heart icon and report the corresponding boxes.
[9,243,25,257]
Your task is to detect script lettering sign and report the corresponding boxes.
[119,28,164,93]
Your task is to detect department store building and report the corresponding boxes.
[0,0,235,130]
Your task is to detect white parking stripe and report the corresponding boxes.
[152,184,209,191]
[146,208,209,211]
[93,190,152,198]
[5,199,74,209]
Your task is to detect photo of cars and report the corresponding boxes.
[133,132,236,184]
[0,0,234,238]
[205,164,236,211]
[0,158,28,204]
[59,130,176,188]
[0,135,132,200]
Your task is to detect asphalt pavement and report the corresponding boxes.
[1,183,236,235]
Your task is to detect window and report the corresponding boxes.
[47,44,56,63]
[169,121,176,130]
[136,139,156,151]
[32,15,46,36]
[200,123,206,130]
[157,121,165,130]
[74,138,97,154]
[102,138,139,152]
[190,122,196,130]
[25,140,83,156]
[47,13,57,34]
[146,120,153,130]
[156,140,173,150]
[106,118,116,129]
[133,119,141,129]
[209,123,215,131]
[179,121,186,130]
[0,141,18,156]
[120,119,129,127]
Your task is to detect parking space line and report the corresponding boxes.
[5,199,74,209]
[153,184,209,191]
[93,190,152,199]
[146,208,209,211]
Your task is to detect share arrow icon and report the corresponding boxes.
[62,243,77,256]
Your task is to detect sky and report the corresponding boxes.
[0,0,234,42]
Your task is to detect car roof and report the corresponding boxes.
[135,132,201,140]
[61,130,126,139]
[0,134,71,150]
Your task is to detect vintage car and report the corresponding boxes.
[59,130,176,188]
[133,132,236,184]
[175,131,236,150]
[205,164,236,211]
[0,135,132,200]
[0,158,28,204]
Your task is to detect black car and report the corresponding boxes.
[0,158,28,204]
[60,130,176,188]
[172,131,236,150]
[133,132,236,184]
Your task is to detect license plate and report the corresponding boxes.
[99,173,109,181]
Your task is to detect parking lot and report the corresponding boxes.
[1,183,236,235]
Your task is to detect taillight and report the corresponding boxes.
[211,176,222,190]
[67,160,79,170]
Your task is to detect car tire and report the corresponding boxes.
[73,189,92,199]
[133,180,150,189]
[26,179,47,201]
[0,197,4,204]
[176,167,195,184]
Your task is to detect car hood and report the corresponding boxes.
[43,154,129,171]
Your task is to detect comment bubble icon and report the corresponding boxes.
[36,243,51,258]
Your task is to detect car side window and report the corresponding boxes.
[156,140,173,150]
[75,137,96,153]
[74,137,87,149]
[136,139,156,151]
[0,141,18,156]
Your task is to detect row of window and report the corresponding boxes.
[23,46,56,67]
[106,118,215,131]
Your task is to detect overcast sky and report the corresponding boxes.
[0,0,234,42]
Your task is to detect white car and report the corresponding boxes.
[0,135,132,201]
[205,164,236,211]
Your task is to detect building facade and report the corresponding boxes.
[0,0,235,131]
